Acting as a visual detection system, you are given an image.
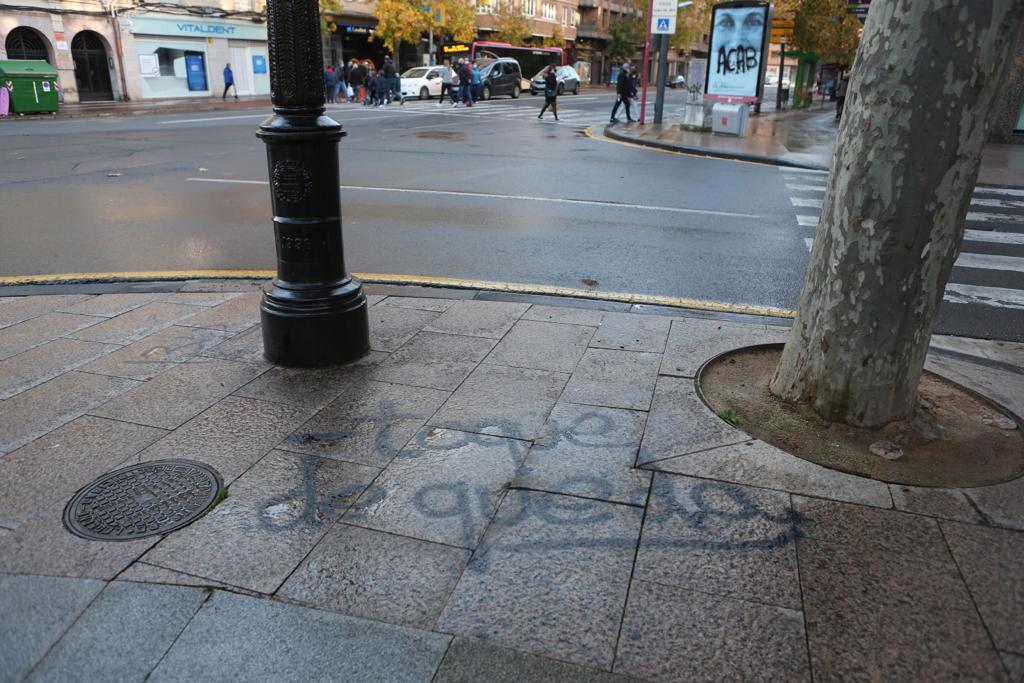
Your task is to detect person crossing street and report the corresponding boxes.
[537,64,559,121]
[610,63,635,123]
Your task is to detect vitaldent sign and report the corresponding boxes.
[129,16,268,41]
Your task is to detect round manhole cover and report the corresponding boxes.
[63,460,223,541]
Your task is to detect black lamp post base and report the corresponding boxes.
[260,280,369,367]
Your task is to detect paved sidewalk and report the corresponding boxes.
[605,108,1024,185]
[1,96,272,121]
[1,282,1023,682]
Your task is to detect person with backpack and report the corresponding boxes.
[537,64,559,121]
[610,63,635,123]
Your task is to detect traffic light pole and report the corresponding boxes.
[256,0,369,366]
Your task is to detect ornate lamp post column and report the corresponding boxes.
[256,0,369,366]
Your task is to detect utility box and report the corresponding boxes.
[711,102,749,137]
[0,60,59,114]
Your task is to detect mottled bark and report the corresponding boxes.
[770,0,1024,427]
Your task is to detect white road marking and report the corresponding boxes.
[971,197,1024,209]
[955,252,1024,272]
[973,186,1024,198]
[944,283,1024,310]
[187,177,760,218]
[804,237,814,251]
[779,167,828,175]
[791,197,824,208]
[964,229,1024,245]
[159,113,271,124]
[797,215,819,227]
[967,211,1023,223]
[786,183,826,192]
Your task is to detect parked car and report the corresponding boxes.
[667,74,686,89]
[476,58,523,100]
[400,66,444,100]
[529,65,581,96]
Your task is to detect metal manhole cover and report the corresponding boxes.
[63,460,223,541]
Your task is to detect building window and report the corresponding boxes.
[476,0,492,13]
[542,3,556,20]
[521,0,536,16]
[572,9,578,25]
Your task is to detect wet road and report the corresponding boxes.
[1,90,1022,340]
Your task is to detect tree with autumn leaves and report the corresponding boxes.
[320,0,475,62]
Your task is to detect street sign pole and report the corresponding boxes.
[639,0,655,124]
[256,0,369,366]
[776,36,785,110]
[653,34,669,124]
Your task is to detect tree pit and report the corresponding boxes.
[696,344,1024,488]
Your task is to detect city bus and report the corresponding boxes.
[442,41,563,86]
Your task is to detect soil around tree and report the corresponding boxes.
[696,344,1024,488]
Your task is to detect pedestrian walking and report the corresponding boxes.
[458,59,473,106]
[331,64,345,104]
[471,60,481,101]
[609,63,635,122]
[383,56,401,105]
[222,63,238,101]
[350,61,365,102]
[537,64,559,121]
[324,66,337,103]
[835,75,849,121]
[438,60,455,105]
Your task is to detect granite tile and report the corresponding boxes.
[942,521,1024,653]
[69,302,205,345]
[614,579,809,682]
[561,348,661,411]
[634,473,801,609]
[430,364,569,440]
[282,380,450,468]
[0,371,140,453]
[0,574,105,683]
[890,484,984,523]
[177,292,261,333]
[0,338,120,399]
[233,352,386,410]
[144,450,378,594]
[967,475,1024,531]
[660,317,789,378]
[925,353,1024,422]
[0,415,166,529]
[132,396,315,485]
[435,637,640,683]
[1003,652,1024,683]
[424,300,530,339]
[637,375,746,465]
[590,312,670,353]
[80,325,231,381]
[436,489,643,670]
[200,324,270,366]
[26,582,208,683]
[646,439,892,507]
[799,533,1005,681]
[521,304,605,328]
[180,279,267,293]
[148,590,450,683]
[345,427,528,548]
[372,331,496,391]
[368,305,441,352]
[91,358,267,429]
[484,320,595,373]
[0,294,92,328]
[366,294,385,307]
[514,403,650,505]
[279,523,471,629]
[378,296,458,312]
[57,293,164,318]
[0,313,104,361]
[151,292,242,307]
[117,562,252,593]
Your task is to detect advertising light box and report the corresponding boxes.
[705,1,770,101]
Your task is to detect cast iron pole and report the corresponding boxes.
[256,0,369,366]
[653,34,668,124]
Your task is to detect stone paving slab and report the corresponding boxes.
[890,484,985,524]
[424,300,530,339]
[521,304,606,327]
[966,475,1024,531]
[148,589,451,683]
[435,637,641,683]
[590,312,670,354]
[437,489,643,670]
[372,331,496,391]
[660,317,789,378]
[143,450,378,594]
[57,293,165,318]
[562,348,660,411]
[278,523,471,629]
[199,324,269,365]
[345,427,528,548]
[80,325,231,381]
[68,302,206,345]
[25,582,207,683]
[0,337,120,399]
[0,574,106,683]
[0,312,105,361]
[484,319,595,373]
[233,351,386,410]
[0,294,92,328]
[369,304,442,352]
[176,292,262,333]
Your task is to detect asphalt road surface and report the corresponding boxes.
[1,89,1022,341]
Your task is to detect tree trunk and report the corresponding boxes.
[770,0,1024,428]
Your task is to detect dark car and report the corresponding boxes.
[476,58,522,100]
[530,65,581,96]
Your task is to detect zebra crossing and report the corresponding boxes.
[782,167,1024,313]
[390,97,605,126]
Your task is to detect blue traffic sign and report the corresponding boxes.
[657,18,670,30]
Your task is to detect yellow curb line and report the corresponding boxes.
[0,270,795,319]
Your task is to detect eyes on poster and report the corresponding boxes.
[706,3,769,99]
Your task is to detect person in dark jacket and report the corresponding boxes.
[382,56,400,105]
[324,66,337,103]
[458,59,474,106]
[835,75,849,120]
[537,64,559,121]
[609,63,635,123]
[350,61,366,102]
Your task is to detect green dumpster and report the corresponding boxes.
[0,60,59,114]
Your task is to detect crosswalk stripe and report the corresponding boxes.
[967,211,1023,223]
[779,167,828,175]
[971,197,1024,209]
[955,252,1024,272]
[964,229,1024,245]
[791,197,824,208]
[786,183,826,192]
[797,215,818,226]
[973,186,1024,198]
[944,283,1024,310]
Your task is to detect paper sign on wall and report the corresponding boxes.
[139,54,160,78]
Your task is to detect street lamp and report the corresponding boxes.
[256,0,369,366]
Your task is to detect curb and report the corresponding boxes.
[601,124,829,171]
